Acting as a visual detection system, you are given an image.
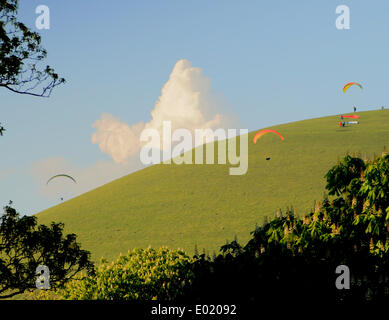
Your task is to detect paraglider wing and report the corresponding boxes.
[341,115,360,119]
[343,82,363,93]
[46,174,77,185]
[253,129,284,144]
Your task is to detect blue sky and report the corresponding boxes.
[1,0,389,215]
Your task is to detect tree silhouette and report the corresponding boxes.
[0,204,94,298]
[1,0,65,135]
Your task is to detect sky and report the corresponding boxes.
[1,0,389,215]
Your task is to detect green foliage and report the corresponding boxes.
[182,154,389,302]
[36,247,194,300]
[0,204,94,299]
[325,155,366,197]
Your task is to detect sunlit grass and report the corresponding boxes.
[36,109,389,262]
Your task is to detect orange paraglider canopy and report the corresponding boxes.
[253,129,284,144]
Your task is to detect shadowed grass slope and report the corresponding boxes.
[36,110,389,262]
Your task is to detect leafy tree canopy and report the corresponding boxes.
[34,247,193,300]
[183,153,389,302]
[0,204,94,299]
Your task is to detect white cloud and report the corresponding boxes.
[91,114,145,164]
[92,59,235,163]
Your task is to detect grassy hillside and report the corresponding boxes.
[36,110,389,262]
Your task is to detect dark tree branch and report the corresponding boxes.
[0,0,65,98]
[0,83,51,97]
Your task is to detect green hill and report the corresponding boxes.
[36,110,389,262]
